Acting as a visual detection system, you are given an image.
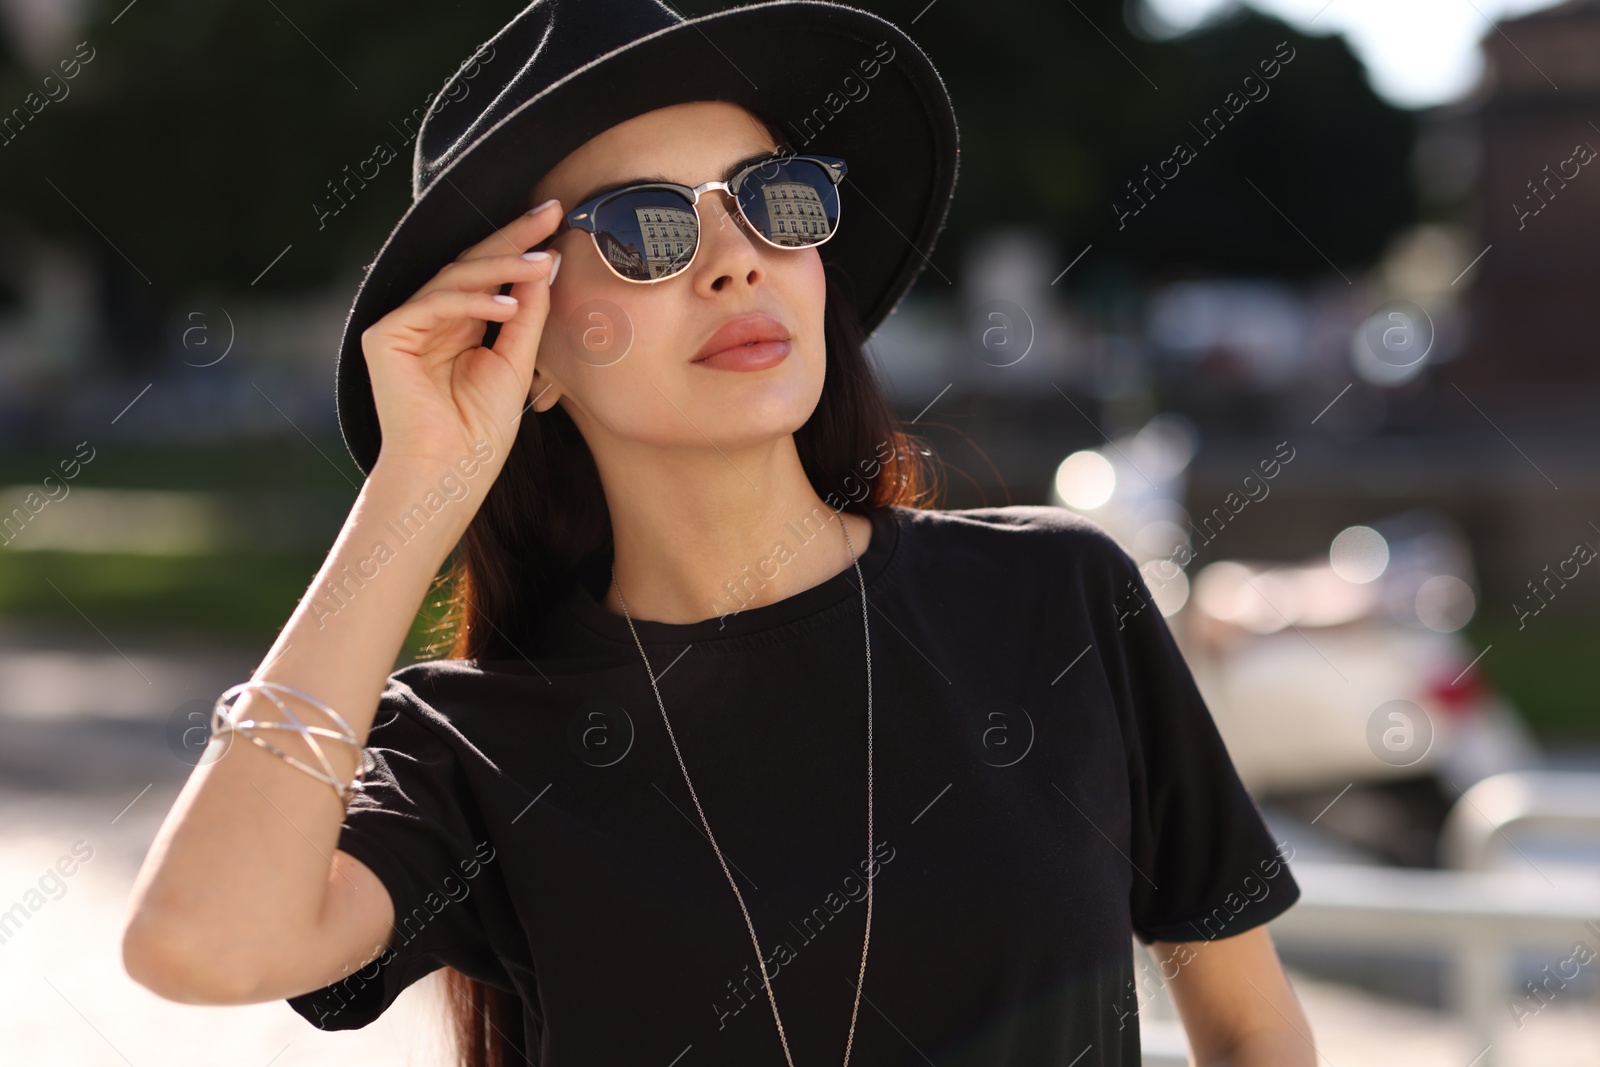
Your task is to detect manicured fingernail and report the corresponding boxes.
[547,251,562,286]
[492,294,518,304]
[528,198,559,216]
[521,250,550,262]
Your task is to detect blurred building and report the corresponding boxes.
[1457,0,1600,389]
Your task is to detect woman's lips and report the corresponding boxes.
[691,312,792,370]
[691,339,792,371]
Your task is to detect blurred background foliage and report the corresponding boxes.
[0,0,1415,353]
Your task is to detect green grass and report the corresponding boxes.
[0,548,459,663]
[1460,617,1600,743]
[3,437,364,492]
[0,440,477,662]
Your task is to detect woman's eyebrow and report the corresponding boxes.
[573,149,784,206]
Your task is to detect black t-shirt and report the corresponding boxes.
[286,503,1299,1065]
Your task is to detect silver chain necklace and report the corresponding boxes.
[611,510,874,1067]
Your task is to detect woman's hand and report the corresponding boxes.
[359,199,564,478]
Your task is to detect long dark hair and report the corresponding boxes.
[424,251,945,1064]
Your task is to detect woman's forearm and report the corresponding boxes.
[123,452,479,998]
[1200,1021,1317,1066]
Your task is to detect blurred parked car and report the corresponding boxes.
[1049,414,1541,866]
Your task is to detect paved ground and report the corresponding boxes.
[0,784,450,1067]
[2,624,1597,1066]
[0,622,436,1065]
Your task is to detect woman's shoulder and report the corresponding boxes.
[886,504,1138,615]
[893,502,1128,561]
[371,658,526,735]
[388,656,488,686]
[384,656,556,707]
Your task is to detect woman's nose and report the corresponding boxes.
[689,190,765,292]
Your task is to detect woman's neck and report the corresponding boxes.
[594,438,873,625]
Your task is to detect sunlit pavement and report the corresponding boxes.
[0,624,441,1065]
[1286,971,1600,1067]
[2,631,1598,1066]
[0,785,451,1067]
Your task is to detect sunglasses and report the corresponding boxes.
[537,153,848,284]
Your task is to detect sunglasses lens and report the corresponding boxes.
[590,188,700,281]
[587,157,843,282]
[736,158,841,248]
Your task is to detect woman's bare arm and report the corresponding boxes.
[122,459,479,1003]
[1155,926,1316,1066]
[121,202,562,1005]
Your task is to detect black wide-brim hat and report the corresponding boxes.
[335,0,960,476]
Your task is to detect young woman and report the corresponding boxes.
[122,2,1314,1065]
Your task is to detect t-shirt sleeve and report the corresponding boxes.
[1087,529,1301,945]
[285,672,507,1030]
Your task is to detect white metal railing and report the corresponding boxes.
[1139,1018,1190,1066]
[1440,770,1600,871]
[1268,860,1600,1067]
[1138,772,1600,1065]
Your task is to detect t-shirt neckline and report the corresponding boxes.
[559,504,902,647]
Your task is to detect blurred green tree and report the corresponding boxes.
[0,0,518,364]
[0,0,1415,365]
[826,0,1417,284]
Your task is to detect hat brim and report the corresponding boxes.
[335,0,959,476]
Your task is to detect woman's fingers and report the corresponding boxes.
[421,248,563,299]
[355,201,565,468]
[490,250,560,385]
[365,288,523,358]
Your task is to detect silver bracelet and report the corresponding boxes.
[211,680,371,804]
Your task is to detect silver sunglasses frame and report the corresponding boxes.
[563,154,848,284]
